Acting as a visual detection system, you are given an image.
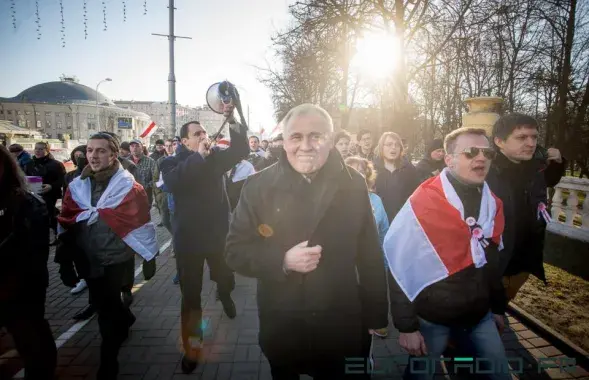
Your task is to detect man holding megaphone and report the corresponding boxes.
[160,102,249,373]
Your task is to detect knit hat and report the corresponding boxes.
[426,138,444,155]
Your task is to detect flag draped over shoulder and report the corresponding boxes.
[383,168,504,302]
[58,166,158,261]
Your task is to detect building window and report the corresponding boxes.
[25,120,30,128]
[66,113,72,117]
[57,122,63,129]
[67,124,72,130]
[36,120,42,129]
[88,113,95,119]
[46,120,51,128]
[35,111,40,117]
[17,111,23,116]
[45,111,51,117]
[87,122,96,129]
[18,119,25,127]
[6,110,11,115]
[25,111,31,115]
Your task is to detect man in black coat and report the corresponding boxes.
[160,104,249,373]
[225,104,389,379]
[415,138,446,182]
[486,113,565,301]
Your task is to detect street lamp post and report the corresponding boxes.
[95,78,112,131]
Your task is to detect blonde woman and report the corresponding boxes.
[345,156,390,339]
[373,132,421,223]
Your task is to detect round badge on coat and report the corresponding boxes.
[258,224,274,237]
[466,217,476,227]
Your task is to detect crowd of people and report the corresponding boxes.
[0,101,565,380]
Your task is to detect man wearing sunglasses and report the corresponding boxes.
[384,127,509,380]
[487,113,565,304]
[160,103,249,373]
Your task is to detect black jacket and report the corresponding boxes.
[415,158,446,182]
[486,152,565,281]
[160,123,249,256]
[24,155,66,202]
[390,172,506,333]
[0,192,50,302]
[374,157,421,223]
[225,150,389,360]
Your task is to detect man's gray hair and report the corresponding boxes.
[281,103,334,133]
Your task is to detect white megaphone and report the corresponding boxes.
[206,81,237,114]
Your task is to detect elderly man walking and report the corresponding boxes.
[225,104,388,379]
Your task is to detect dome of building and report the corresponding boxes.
[0,79,115,106]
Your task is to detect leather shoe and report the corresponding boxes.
[181,355,199,374]
[72,304,95,321]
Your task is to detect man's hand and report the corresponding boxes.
[223,103,236,124]
[40,184,52,194]
[198,138,211,158]
[283,241,322,273]
[546,148,562,164]
[399,332,428,356]
[493,314,506,334]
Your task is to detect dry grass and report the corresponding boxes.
[513,263,589,352]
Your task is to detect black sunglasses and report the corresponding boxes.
[459,147,496,160]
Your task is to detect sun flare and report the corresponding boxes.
[351,32,402,79]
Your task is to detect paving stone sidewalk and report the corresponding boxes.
[1,210,588,379]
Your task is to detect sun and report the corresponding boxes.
[351,32,402,79]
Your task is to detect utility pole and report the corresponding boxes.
[152,0,191,136]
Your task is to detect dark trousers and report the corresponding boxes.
[88,257,135,307]
[176,249,234,360]
[146,189,154,210]
[262,317,371,380]
[86,262,135,371]
[0,291,56,380]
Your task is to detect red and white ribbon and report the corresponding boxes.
[537,202,552,223]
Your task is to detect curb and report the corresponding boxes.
[507,303,589,370]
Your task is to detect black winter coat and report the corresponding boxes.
[374,157,421,223]
[486,153,565,281]
[225,150,389,365]
[160,123,249,256]
[0,192,50,302]
[24,155,66,203]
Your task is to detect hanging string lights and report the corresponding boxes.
[35,0,41,39]
[83,0,88,39]
[5,1,148,43]
[59,0,65,47]
[102,1,108,32]
[10,0,16,30]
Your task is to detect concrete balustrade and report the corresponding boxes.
[548,176,589,242]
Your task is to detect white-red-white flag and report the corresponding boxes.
[58,166,158,261]
[140,121,157,138]
[383,168,504,301]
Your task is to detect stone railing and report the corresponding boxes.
[547,176,589,242]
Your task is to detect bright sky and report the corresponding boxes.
[0,0,291,134]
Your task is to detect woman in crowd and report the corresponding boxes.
[374,132,421,223]
[0,144,57,379]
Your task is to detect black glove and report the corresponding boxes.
[143,257,157,281]
[59,262,79,288]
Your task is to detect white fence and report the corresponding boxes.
[548,176,589,242]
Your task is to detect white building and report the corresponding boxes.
[114,100,201,138]
[114,101,227,137]
[0,77,151,143]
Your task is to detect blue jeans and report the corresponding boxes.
[404,311,511,380]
